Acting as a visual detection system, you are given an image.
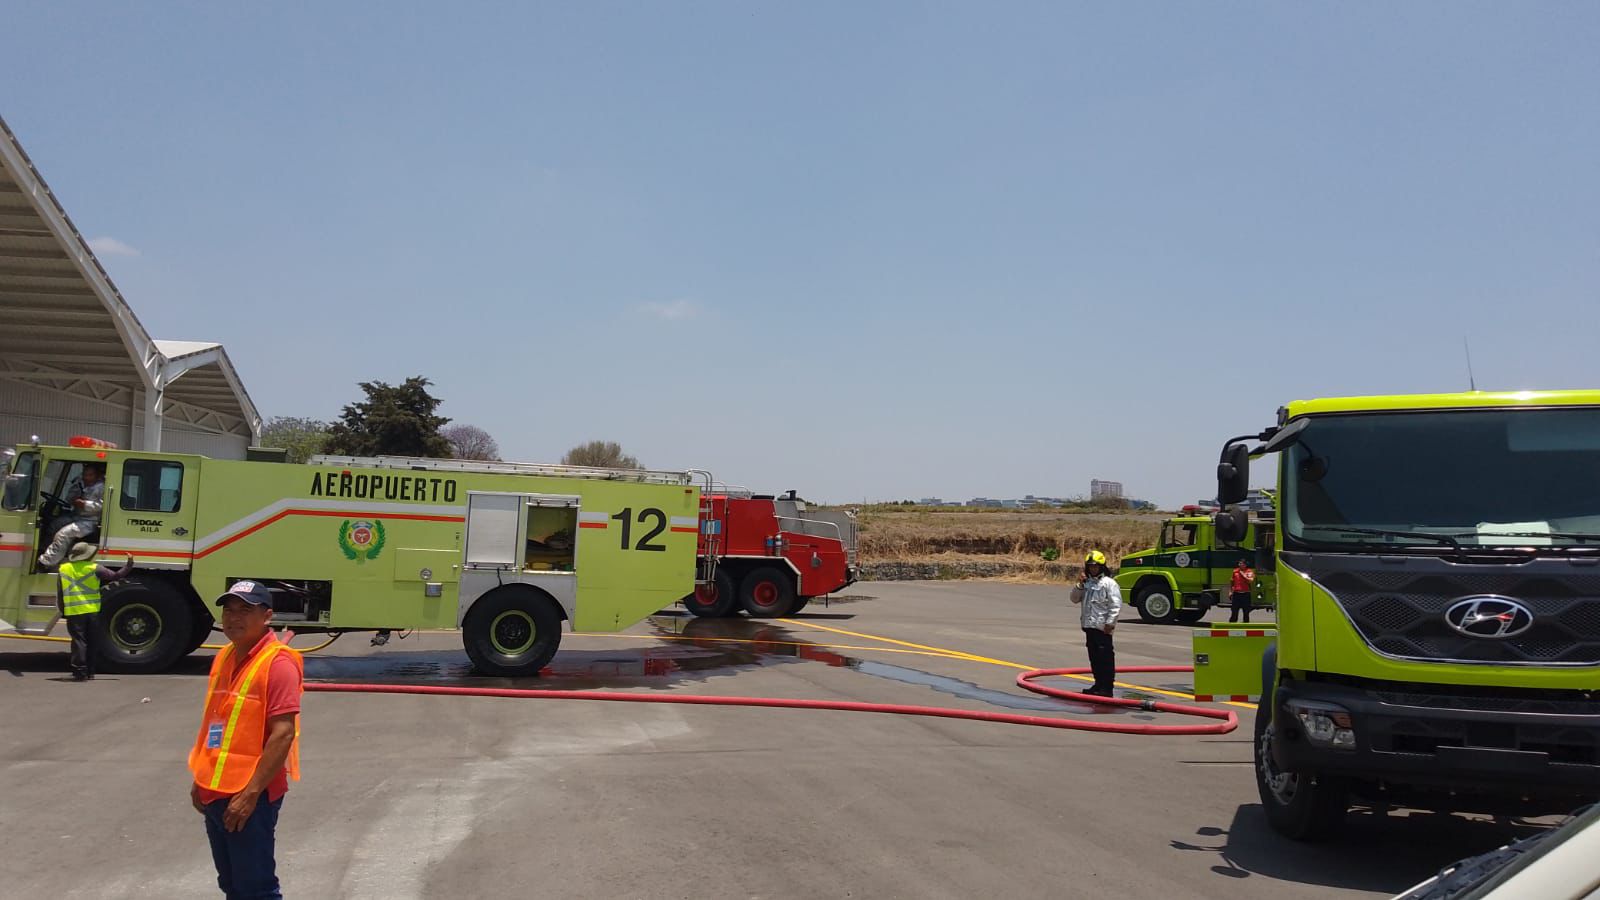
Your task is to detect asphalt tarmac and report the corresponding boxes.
[0,582,1539,898]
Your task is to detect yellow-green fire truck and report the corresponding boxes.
[1199,390,1600,840]
[1115,509,1275,624]
[0,439,705,676]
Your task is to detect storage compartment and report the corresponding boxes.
[524,504,576,572]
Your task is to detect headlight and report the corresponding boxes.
[1286,699,1357,750]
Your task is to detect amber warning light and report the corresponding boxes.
[67,435,119,450]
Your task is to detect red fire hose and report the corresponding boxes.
[306,665,1236,736]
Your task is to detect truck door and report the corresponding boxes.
[31,457,100,574]
[1,450,41,630]
[1161,520,1202,598]
[108,457,196,569]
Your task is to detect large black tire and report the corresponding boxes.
[1134,582,1178,624]
[740,566,797,618]
[97,576,193,674]
[683,570,737,618]
[1255,705,1350,841]
[185,603,216,654]
[789,596,811,615]
[463,587,564,677]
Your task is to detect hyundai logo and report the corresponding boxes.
[1444,596,1535,639]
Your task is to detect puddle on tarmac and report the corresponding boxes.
[302,614,1139,717]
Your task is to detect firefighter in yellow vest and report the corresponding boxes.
[188,581,303,899]
[55,542,132,681]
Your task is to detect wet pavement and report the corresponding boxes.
[300,613,1128,716]
[0,582,1543,899]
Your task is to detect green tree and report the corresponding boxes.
[561,440,641,469]
[257,416,332,464]
[323,376,452,458]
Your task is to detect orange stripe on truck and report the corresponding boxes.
[193,509,466,559]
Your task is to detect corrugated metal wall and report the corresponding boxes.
[0,379,247,458]
[0,381,134,448]
[150,428,248,458]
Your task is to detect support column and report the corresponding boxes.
[142,383,163,451]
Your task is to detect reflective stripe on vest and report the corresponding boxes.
[57,561,101,616]
[188,638,303,794]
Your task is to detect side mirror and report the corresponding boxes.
[1216,443,1250,505]
[1215,507,1248,543]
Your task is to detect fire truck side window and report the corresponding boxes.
[121,459,184,513]
[1163,523,1198,549]
[2,451,39,511]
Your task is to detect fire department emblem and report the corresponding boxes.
[339,519,387,564]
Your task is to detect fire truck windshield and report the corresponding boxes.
[1282,407,1600,551]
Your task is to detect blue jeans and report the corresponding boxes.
[203,796,282,899]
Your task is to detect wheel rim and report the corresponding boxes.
[752,581,779,609]
[110,603,162,653]
[490,610,536,656]
[693,584,720,608]
[1258,719,1298,804]
[1144,592,1173,619]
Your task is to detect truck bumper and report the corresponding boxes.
[1273,678,1600,797]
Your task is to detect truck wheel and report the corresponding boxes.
[463,588,563,677]
[186,604,216,654]
[97,577,192,674]
[740,567,797,618]
[1255,706,1349,840]
[789,596,811,615]
[1176,608,1206,625]
[683,570,737,618]
[1134,583,1178,624]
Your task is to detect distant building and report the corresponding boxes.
[918,498,944,506]
[1090,480,1124,501]
[967,497,1003,508]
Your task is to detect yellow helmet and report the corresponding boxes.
[1085,550,1108,567]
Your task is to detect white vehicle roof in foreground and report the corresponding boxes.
[1393,804,1600,900]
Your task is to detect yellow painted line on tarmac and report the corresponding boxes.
[785,618,1257,711]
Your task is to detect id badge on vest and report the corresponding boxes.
[206,721,225,749]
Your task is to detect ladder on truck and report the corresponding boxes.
[687,470,721,586]
[310,454,696,485]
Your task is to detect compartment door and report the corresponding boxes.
[463,493,522,569]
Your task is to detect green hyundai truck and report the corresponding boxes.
[1199,390,1600,840]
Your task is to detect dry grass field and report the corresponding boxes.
[853,507,1168,583]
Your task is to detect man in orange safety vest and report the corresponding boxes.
[188,581,303,899]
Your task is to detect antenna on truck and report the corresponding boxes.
[1464,338,1477,392]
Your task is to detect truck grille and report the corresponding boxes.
[1283,553,1600,666]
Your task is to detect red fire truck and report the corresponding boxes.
[683,490,858,618]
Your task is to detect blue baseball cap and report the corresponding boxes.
[216,580,273,608]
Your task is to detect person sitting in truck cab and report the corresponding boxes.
[39,463,106,568]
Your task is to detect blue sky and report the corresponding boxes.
[5,2,1596,506]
